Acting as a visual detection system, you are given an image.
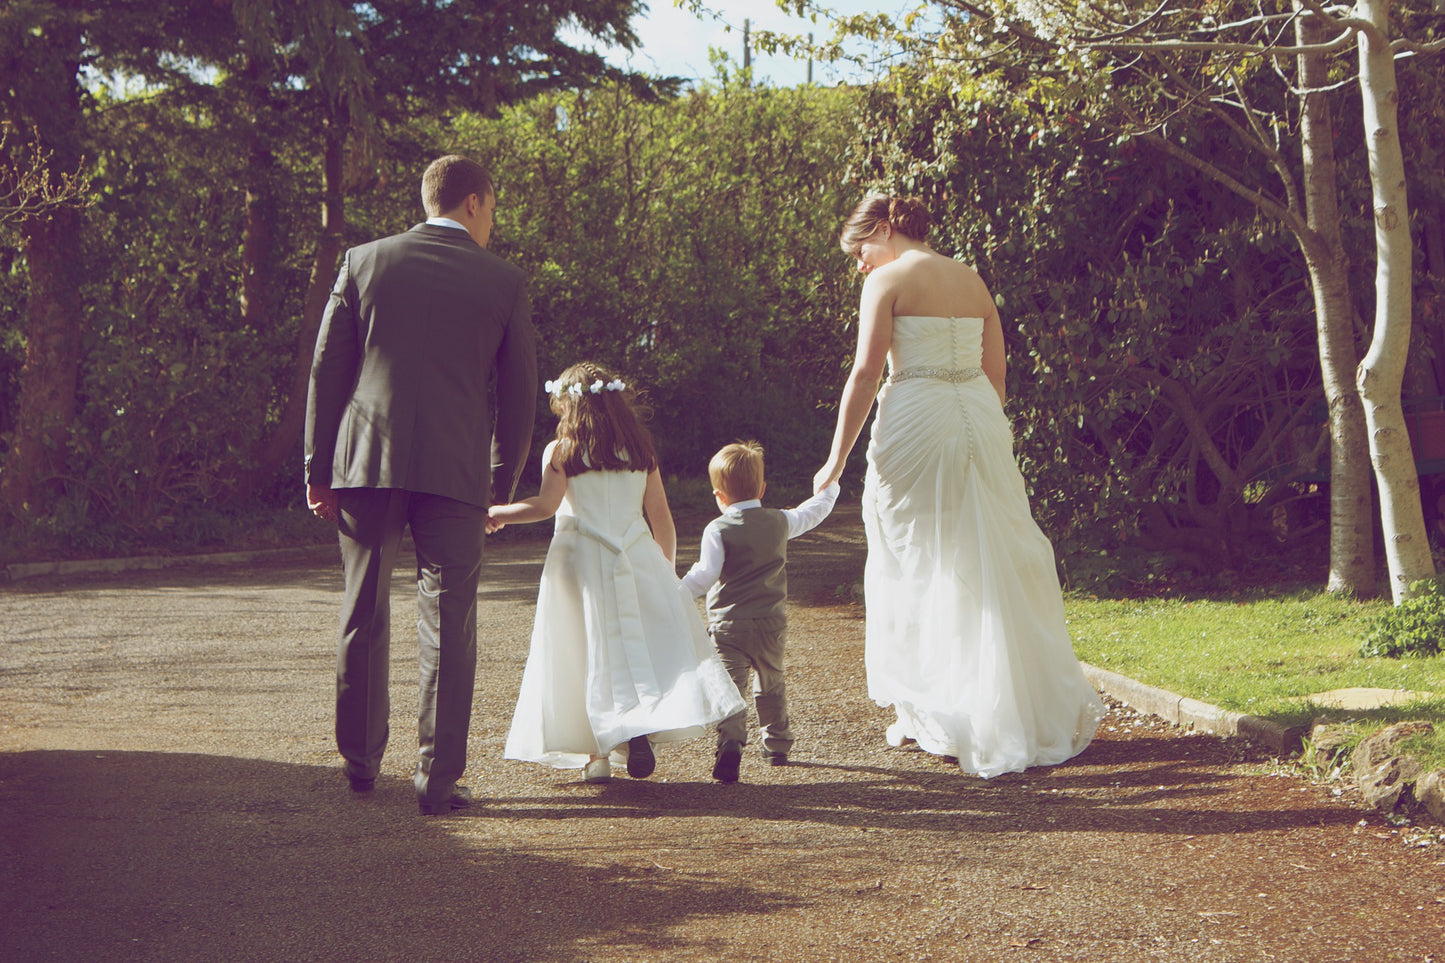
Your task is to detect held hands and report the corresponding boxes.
[485,505,507,535]
[812,462,843,495]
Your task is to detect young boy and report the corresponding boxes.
[682,441,840,783]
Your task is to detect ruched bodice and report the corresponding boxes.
[887,315,985,374]
[861,312,1103,778]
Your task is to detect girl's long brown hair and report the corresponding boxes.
[548,361,658,476]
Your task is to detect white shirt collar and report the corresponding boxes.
[724,499,762,514]
[426,216,468,233]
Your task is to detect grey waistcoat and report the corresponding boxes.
[706,507,790,622]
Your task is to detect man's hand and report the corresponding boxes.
[307,484,339,524]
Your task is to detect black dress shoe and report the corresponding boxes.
[627,735,656,778]
[348,775,376,793]
[418,786,472,815]
[763,752,789,767]
[712,745,741,784]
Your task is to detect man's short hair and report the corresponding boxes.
[709,441,765,502]
[421,155,494,217]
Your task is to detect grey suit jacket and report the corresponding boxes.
[303,223,538,507]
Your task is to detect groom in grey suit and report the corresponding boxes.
[304,155,537,815]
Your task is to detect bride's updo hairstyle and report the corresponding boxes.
[547,361,658,476]
[838,193,932,256]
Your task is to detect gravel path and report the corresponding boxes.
[2,504,1442,962]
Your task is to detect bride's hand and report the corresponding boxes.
[812,463,841,494]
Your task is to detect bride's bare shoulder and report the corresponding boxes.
[942,253,982,277]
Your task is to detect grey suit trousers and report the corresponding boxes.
[335,488,486,804]
[712,615,794,755]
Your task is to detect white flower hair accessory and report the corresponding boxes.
[544,375,628,398]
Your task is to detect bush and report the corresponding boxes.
[1359,579,1445,658]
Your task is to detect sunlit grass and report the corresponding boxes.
[1066,589,1445,770]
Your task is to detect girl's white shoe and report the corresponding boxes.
[584,757,611,783]
[885,722,919,750]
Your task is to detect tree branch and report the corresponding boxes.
[0,123,93,226]
[1084,29,1355,57]
[1082,0,1174,41]
[1137,130,1310,238]
[1220,69,1304,216]
[1392,36,1445,55]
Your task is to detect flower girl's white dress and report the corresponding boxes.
[863,315,1105,778]
[505,455,744,769]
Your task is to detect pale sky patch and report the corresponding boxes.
[561,1,931,88]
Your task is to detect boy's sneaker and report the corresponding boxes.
[712,745,742,783]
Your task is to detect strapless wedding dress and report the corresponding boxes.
[862,315,1104,777]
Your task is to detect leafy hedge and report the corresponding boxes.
[1360,579,1445,658]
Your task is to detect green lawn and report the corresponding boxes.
[1066,589,1445,769]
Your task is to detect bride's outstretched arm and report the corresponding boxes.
[813,275,893,493]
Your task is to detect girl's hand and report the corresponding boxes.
[485,505,507,534]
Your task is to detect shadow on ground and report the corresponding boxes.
[0,750,805,962]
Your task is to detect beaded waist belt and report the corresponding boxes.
[888,366,984,385]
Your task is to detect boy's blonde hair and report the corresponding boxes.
[709,441,765,502]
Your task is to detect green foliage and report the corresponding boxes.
[0,0,676,539]
[1359,579,1445,658]
[441,78,862,485]
[26,87,305,541]
[10,0,1439,564]
[1,66,861,540]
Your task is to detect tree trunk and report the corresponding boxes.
[1,207,84,519]
[0,12,85,522]
[228,51,287,502]
[238,61,283,365]
[1296,5,1375,595]
[245,123,347,491]
[1354,0,1435,602]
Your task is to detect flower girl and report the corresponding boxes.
[489,362,744,783]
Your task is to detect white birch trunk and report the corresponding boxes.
[1297,7,1374,596]
[1354,0,1436,602]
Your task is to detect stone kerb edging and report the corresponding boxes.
[1081,663,1305,756]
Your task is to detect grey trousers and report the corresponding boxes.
[712,615,793,755]
[334,488,485,805]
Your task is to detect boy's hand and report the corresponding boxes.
[812,464,841,494]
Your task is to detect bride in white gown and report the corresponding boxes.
[813,193,1103,778]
